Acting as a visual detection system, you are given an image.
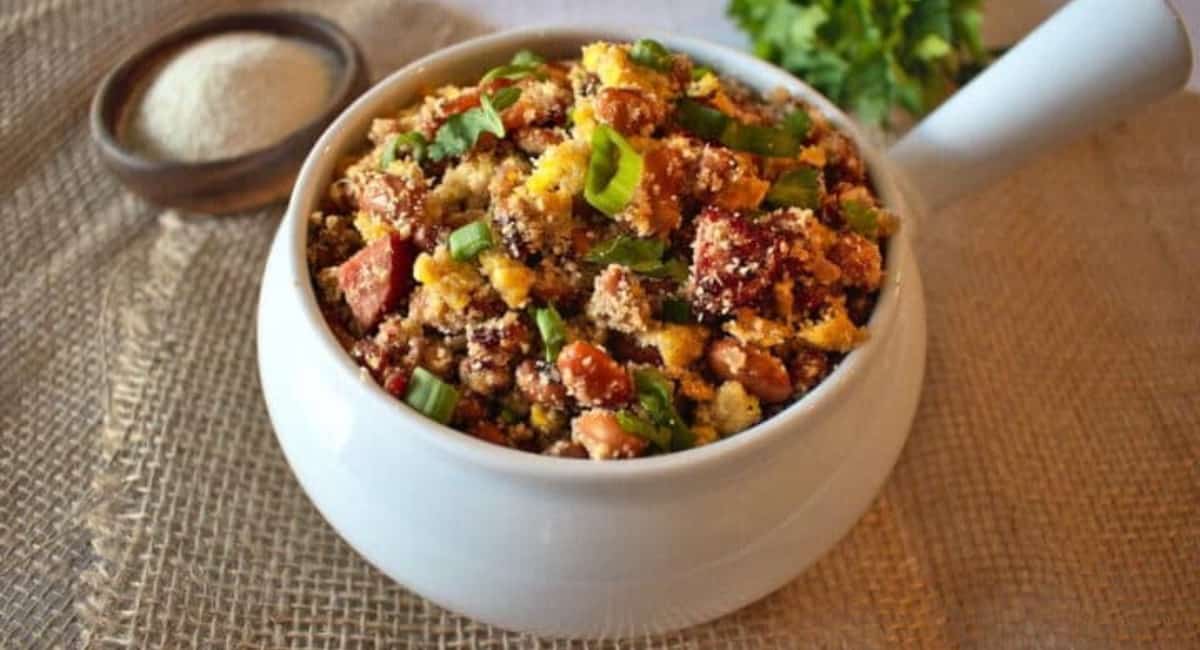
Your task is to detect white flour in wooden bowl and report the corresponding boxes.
[125,31,334,162]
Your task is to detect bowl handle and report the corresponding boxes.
[889,0,1193,212]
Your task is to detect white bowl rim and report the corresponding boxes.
[279,24,912,483]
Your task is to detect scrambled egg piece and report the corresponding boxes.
[413,246,483,312]
[526,139,590,215]
[581,42,677,99]
[687,71,720,98]
[641,324,709,371]
[570,98,597,141]
[478,250,535,309]
[797,300,866,352]
[352,210,395,243]
[711,381,762,435]
[723,309,791,349]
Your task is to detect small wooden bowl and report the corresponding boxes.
[90,11,369,214]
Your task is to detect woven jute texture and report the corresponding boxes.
[1,0,1198,648]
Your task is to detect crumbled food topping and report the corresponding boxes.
[307,40,894,459]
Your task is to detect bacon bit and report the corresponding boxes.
[382,369,409,397]
[337,233,415,331]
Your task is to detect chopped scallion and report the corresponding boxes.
[616,410,672,450]
[765,167,821,209]
[691,65,714,80]
[676,99,731,141]
[379,132,428,170]
[535,305,567,363]
[510,48,544,66]
[782,109,812,139]
[632,368,694,451]
[629,38,673,72]
[841,200,880,238]
[720,121,799,157]
[404,367,460,424]
[584,124,644,215]
[448,220,494,261]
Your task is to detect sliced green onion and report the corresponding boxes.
[676,99,731,141]
[720,122,799,157]
[499,406,519,424]
[842,199,880,238]
[661,298,692,323]
[404,367,460,424]
[488,85,522,112]
[448,220,494,261]
[480,63,538,84]
[632,368,694,451]
[765,167,821,209]
[691,65,714,80]
[781,109,812,139]
[584,124,644,216]
[629,38,672,72]
[380,132,428,170]
[511,49,544,66]
[616,410,671,451]
[535,305,567,363]
[481,49,547,84]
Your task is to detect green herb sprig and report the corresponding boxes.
[728,0,988,127]
[428,87,521,161]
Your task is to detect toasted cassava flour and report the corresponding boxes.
[126,31,333,162]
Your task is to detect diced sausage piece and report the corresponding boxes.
[707,338,792,403]
[689,207,782,318]
[571,409,649,460]
[556,341,633,407]
[826,232,883,290]
[337,233,415,331]
[587,265,653,335]
[593,87,669,136]
[359,172,427,227]
[515,359,570,409]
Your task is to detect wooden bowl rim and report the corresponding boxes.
[89,10,366,180]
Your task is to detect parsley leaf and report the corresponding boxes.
[428,87,521,161]
[728,0,989,127]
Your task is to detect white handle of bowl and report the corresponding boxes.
[889,0,1193,211]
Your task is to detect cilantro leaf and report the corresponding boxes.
[428,87,521,161]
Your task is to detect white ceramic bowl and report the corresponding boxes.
[258,10,1189,637]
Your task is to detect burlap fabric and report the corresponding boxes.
[1,0,1197,647]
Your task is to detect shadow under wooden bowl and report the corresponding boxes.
[90,10,369,215]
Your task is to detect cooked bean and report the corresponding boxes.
[707,338,792,403]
